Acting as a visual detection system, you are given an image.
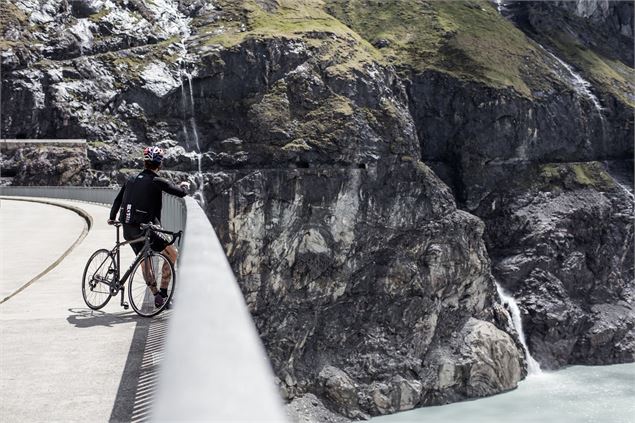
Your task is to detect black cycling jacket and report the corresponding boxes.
[110,169,188,225]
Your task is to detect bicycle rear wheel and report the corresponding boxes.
[128,251,175,317]
[82,249,115,310]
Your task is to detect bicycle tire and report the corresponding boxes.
[128,251,175,317]
[82,249,115,310]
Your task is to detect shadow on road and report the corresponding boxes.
[67,307,172,422]
[67,308,140,328]
[109,311,172,423]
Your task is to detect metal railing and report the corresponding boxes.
[0,186,287,421]
[0,186,118,204]
[0,186,185,234]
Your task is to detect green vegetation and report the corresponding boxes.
[200,0,363,44]
[521,4,635,107]
[110,54,148,80]
[325,0,553,97]
[547,32,635,107]
[0,2,29,49]
[250,79,292,128]
[192,0,631,100]
[538,162,615,191]
[88,7,112,23]
[193,0,558,95]
[298,94,356,149]
[195,0,381,76]
[0,2,28,29]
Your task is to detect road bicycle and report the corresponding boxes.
[81,221,182,317]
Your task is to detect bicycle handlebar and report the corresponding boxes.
[167,231,183,246]
[139,223,183,246]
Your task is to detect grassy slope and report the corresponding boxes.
[195,0,382,76]
[5,0,630,105]
[545,32,634,107]
[324,0,556,97]
[328,0,633,103]
[518,4,634,107]
[179,0,635,105]
[194,0,559,97]
[0,2,31,50]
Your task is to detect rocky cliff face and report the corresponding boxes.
[1,0,633,420]
[327,0,634,375]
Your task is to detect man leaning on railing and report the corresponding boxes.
[108,146,189,307]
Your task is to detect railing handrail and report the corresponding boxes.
[0,186,185,233]
[0,185,287,421]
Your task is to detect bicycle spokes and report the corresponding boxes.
[129,252,175,317]
[82,249,116,310]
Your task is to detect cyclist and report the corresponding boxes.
[108,146,190,307]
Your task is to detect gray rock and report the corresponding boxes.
[474,163,634,369]
[318,366,365,419]
[422,318,522,404]
[1,0,632,420]
[287,393,351,423]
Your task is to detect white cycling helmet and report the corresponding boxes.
[143,146,164,163]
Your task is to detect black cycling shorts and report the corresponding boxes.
[122,224,170,255]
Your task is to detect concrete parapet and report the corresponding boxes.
[1,187,288,421]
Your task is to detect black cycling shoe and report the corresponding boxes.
[154,292,166,308]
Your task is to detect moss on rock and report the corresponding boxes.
[538,162,615,191]
[196,0,381,76]
[547,32,634,107]
[325,0,557,97]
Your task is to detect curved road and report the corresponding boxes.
[0,199,86,301]
[0,197,167,423]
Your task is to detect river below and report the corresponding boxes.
[373,363,635,423]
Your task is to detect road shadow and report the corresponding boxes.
[109,311,172,423]
[67,308,140,328]
[67,308,172,422]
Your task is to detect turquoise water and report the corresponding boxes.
[373,363,635,423]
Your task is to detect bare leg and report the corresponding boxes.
[141,258,158,294]
[160,245,177,290]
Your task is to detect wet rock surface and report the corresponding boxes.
[1,0,633,420]
[473,162,634,369]
[207,157,522,417]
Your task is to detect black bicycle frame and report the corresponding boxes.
[108,225,152,306]
[91,223,180,308]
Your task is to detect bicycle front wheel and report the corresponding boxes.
[82,249,115,310]
[128,251,175,317]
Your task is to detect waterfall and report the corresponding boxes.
[542,47,604,114]
[604,161,635,202]
[72,19,95,56]
[180,83,190,149]
[496,283,543,375]
[180,68,206,208]
[490,2,603,116]
[536,43,608,154]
